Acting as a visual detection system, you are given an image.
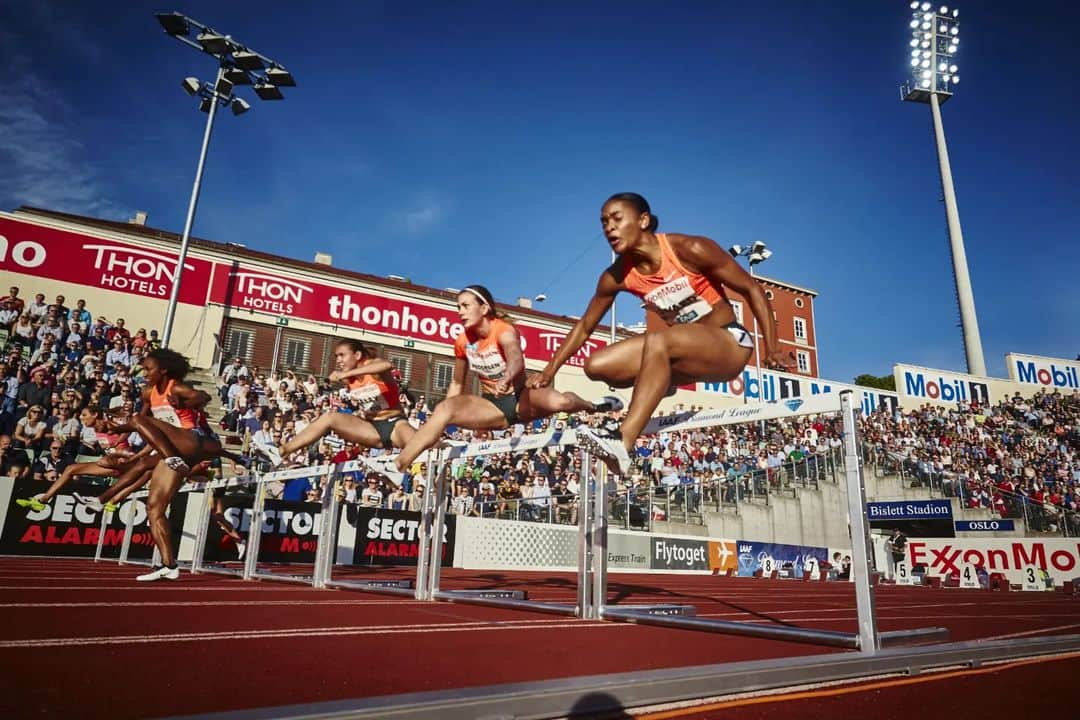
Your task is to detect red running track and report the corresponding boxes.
[1,556,1079,719]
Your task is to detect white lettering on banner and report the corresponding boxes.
[24,494,147,525]
[328,294,465,341]
[867,503,951,518]
[1014,360,1080,390]
[699,367,897,416]
[539,332,597,368]
[0,235,48,268]
[233,271,313,315]
[653,540,707,567]
[227,507,322,535]
[85,243,193,282]
[365,516,449,542]
[907,539,1080,586]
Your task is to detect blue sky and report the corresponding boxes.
[1,0,1076,383]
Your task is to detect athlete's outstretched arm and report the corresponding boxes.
[528,269,620,388]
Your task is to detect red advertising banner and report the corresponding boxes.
[0,217,212,305]
[209,262,607,366]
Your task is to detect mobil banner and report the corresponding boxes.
[204,497,322,563]
[351,507,455,566]
[697,366,898,417]
[906,538,1080,586]
[737,540,828,577]
[649,536,709,571]
[891,363,1032,410]
[1005,353,1080,393]
[0,479,173,559]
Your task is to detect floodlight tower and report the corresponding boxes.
[901,2,986,377]
[154,12,296,348]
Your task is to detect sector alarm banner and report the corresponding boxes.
[350,506,456,566]
[0,217,213,305]
[0,480,176,560]
[203,497,322,563]
[208,260,607,367]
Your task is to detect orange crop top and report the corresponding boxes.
[149,378,198,429]
[622,233,727,325]
[455,317,517,395]
[346,373,401,415]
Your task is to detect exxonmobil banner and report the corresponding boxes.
[906,538,1080,586]
[1005,353,1080,393]
[697,367,899,417]
[0,217,213,305]
[211,261,607,367]
[0,480,174,559]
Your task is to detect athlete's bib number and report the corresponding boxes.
[643,276,713,325]
[151,405,181,427]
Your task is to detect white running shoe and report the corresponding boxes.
[363,456,405,487]
[236,540,247,561]
[594,395,625,413]
[251,437,283,468]
[73,492,104,512]
[579,426,631,475]
[136,565,180,582]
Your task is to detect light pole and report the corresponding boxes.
[154,11,296,348]
[729,241,772,406]
[900,3,986,376]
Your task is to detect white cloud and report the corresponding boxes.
[0,25,125,219]
[402,204,442,233]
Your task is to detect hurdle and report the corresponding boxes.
[594,390,949,651]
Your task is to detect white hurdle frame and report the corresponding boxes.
[595,390,948,651]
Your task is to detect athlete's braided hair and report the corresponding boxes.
[147,347,190,381]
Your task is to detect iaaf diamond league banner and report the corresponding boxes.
[350,507,456,566]
[736,540,828,577]
[0,479,178,559]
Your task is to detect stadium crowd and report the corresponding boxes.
[3,284,1078,538]
[862,391,1080,535]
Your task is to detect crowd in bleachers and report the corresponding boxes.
[862,391,1080,535]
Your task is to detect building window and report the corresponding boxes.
[794,317,807,344]
[794,297,805,308]
[729,300,743,324]
[281,337,311,371]
[388,353,412,383]
[796,350,810,374]
[433,362,454,391]
[225,328,254,363]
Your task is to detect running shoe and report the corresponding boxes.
[363,456,405,487]
[136,565,180,582]
[236,540,247,561]
[250,437,283,468]
[73,492,104,512]
[163,456,191,473]
[579,426,631,475]
[593,395,625,413]
[16,495,47,512]
[103,501,120,514]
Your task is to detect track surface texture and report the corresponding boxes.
[2,557,1078,719]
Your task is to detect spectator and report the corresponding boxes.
[31,440,71,482]
[48,295,69,322]
[17,369,51,411]
[105,317,130,343]
[0,299,18,332]
[70,299,92,331]
[0,286,25,317]
[14,405,49,453]
[26,293,48,324]
[105,339,130,368]
[451,485,474,516]
[361,476,385,507]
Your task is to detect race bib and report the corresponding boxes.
[643,276,713,324]
[466,344,506,379]
[151,404,181,427]
[349,382,389,413]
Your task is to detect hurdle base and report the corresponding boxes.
[608,604,697,617]
[324,579,418,597]
[250,570,316,586]
[878,626,950,647]
[432,590,577,616]
[444,589,528,600]
[599,607,858,649]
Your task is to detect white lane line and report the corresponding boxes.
[0,619,616,649]
[0,599,424,608]
[980,623,1080,641]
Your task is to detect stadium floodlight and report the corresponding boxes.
[231,50,264,71]
[154,11,295,348]
[729,241,774,408]
[155,12,189,36]
[253,81,284,100]
[899,3,985,377]
[534,294,547,303]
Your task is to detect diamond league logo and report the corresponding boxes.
[784,398,804,412]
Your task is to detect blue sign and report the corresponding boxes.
[736,541,828,577]
[955,519,1015,532]
[867,500,953,521]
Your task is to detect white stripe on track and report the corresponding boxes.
[979,623,1080,641]
[0,619,615,649]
